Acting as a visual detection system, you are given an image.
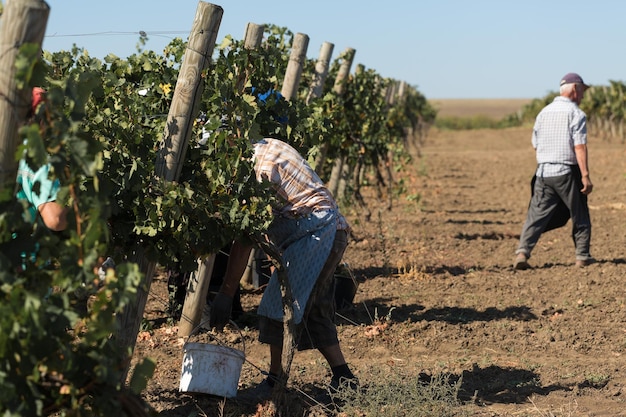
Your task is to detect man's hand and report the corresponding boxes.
[209,292,233,330]
[581,175,593,195]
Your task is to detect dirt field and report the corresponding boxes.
[134,103,626,416]
[431,98,533,118]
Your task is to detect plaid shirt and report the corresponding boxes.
[252,138,349,231]
[532,96,587,177]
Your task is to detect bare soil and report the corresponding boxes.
[430,98,533,118]
[134,124,626,416]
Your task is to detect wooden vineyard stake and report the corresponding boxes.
[0,0,50,191]
[116,0,223,378]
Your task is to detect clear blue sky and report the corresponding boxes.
[42,0,624,99]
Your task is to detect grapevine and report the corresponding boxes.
[0,23,435,416]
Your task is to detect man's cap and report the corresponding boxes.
[560,73,590,89]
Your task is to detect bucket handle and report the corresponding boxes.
[185,319,246,356]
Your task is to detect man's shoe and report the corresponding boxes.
[575,258,596,268]
[513,253,530,270]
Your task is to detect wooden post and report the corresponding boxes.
[381,77,402,210]
[178,254,217,335]
[310,42,335,172]
[397,81,406,101]
[280,33,309,101]
[155,2,222,181]
[116,0,223,373]
[115,246,157,373]
[331,64,365,199]
[332,47,355,95]
[0,0,50,191]
[239,22,266,289]
[243,22,264,49]
[322,48,355,189]
[307,41,334,104]
[163,1,223,339]
[327,156,344,197]
[239,249,256,290]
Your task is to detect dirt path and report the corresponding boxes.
[138,126,626,416]
[343,126,626,416]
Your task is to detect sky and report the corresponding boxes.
[40,0,625,99]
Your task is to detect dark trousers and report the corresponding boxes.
[516,172,592,261]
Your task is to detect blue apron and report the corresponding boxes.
[257,209,338,323]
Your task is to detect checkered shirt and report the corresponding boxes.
[532,96,587,177]
[252,138,349,231]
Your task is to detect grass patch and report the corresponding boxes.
[333,366,467,417]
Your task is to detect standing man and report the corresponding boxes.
[209,137,357,395]
[514,73,594,270]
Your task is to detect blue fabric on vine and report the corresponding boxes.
[250,87,289,125]
[253,87,283,103]
[257,209,338,323]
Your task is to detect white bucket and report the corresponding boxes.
[179,321,245,398]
